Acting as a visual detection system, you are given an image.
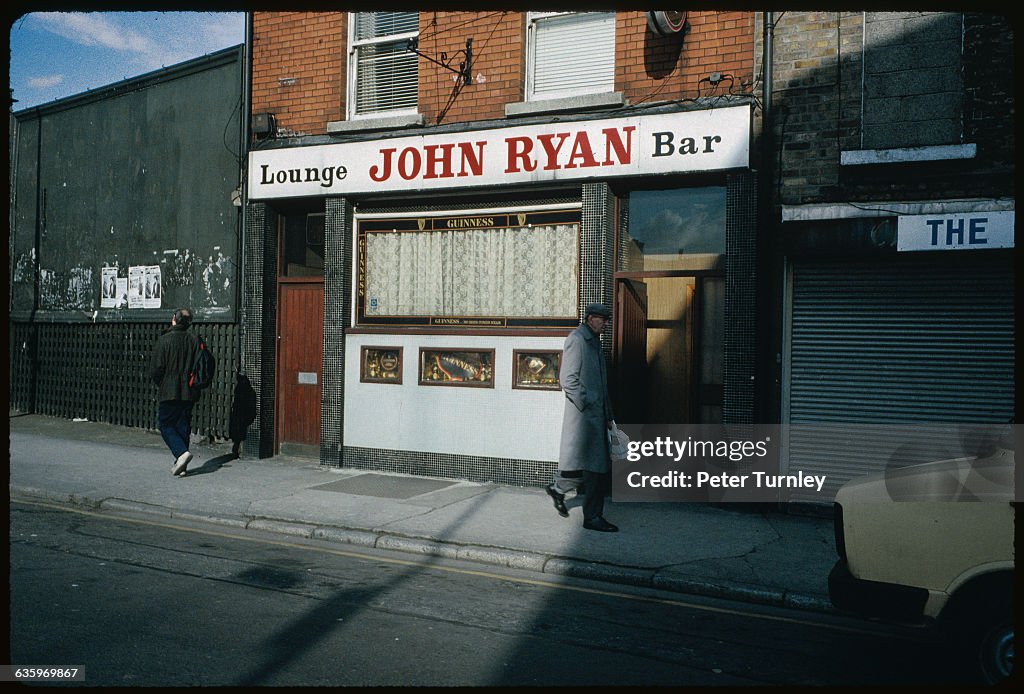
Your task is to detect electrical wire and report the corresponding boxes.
[435,12,508,124]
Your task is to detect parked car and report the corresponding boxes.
[828,435,1015,683]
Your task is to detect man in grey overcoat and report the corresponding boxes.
[546,303,619,532]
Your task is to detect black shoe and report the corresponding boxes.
[583,516,618,532]
[546,485,569,518]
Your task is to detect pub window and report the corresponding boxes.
[348,12,419,119]
[622,187,726,272]
[526,12,615,102]
[357,209,580,328]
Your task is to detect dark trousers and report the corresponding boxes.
[157,400,194,459]
[552,469,611,521]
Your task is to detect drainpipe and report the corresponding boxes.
[756,11,776,423]
[238,12,253,375]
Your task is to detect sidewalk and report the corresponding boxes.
[7,412,837,613]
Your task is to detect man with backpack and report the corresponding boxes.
[149,307,202,476]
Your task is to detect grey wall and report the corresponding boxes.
[10,46,243,322]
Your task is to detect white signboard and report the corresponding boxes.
[249,105,751,200]
[898,211,1014,252]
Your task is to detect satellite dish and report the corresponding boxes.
[647,11,688,36]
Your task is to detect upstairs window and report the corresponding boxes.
[348,12,419,119]
[527,12,615,102]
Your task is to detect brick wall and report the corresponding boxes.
[763,11,1014,206]
[417,12,524,125]
[618,11,754,107]
[252,11,756,134]
[252,12,345,137]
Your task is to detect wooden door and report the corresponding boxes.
[276,281,324,450]
[614,279,648,423]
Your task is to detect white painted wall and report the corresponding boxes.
[343,333,567,461]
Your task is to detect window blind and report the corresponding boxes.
[351,12,419,117]
[530,12,615,100]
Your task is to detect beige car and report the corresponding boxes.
[828,439,1015,683]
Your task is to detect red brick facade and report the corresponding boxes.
[251,12,346,137]
[252,11,755,136]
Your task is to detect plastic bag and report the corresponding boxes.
[608,421,630,460]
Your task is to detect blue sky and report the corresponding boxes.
[9,11,246,111]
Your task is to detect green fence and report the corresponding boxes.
[8,321,239,439]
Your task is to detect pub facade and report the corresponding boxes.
[242,11,762,486]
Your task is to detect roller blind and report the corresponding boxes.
[529,12,615,100]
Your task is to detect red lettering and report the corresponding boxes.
[424,144,455,179]
[458,141,485,177]
[369,148,396,182]
[602,126,635,166]
[565,131,599,169]
[536,133,570,171]
[504,137,537,173]
[397,147,421,180]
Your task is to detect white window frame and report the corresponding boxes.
[526,11,616,102]
[347,12,420,120]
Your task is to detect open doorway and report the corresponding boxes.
[613,186,725,425]
[614,274,722,424]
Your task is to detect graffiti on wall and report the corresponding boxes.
[162,248,197,287]
[39,266,94,310]
[13,249,36,284]
[201,248,233,310]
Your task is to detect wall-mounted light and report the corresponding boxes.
[647,11,689,37]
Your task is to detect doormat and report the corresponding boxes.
[311,473,455,499]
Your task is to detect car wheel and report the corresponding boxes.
[957,596,1014,684]
[976,614,1014,684]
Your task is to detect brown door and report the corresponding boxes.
[614,279,648,423]
[276,281,324,451]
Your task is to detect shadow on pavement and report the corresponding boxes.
[181,453,237,477]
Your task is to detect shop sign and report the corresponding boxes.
[897,211,1014,252]
[248,105,750,200]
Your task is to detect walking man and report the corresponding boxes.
[547,303,619,532]
[149,307,200,476]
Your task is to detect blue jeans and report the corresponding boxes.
[158,400,194,460]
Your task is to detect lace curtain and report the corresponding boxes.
[364,223,579,318]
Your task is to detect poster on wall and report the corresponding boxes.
[115,277,128,309]
[143,265,162,309]
[128,266,144,309]
[100,267,118,308]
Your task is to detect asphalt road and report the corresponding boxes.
[7,500,968,686]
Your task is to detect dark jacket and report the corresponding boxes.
[149,324,199,402]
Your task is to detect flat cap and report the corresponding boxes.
[585,303,612,318]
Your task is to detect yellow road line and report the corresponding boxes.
[11,497,914,639]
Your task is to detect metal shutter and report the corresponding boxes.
[530,12,615,100]
[784,255,1014,498]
